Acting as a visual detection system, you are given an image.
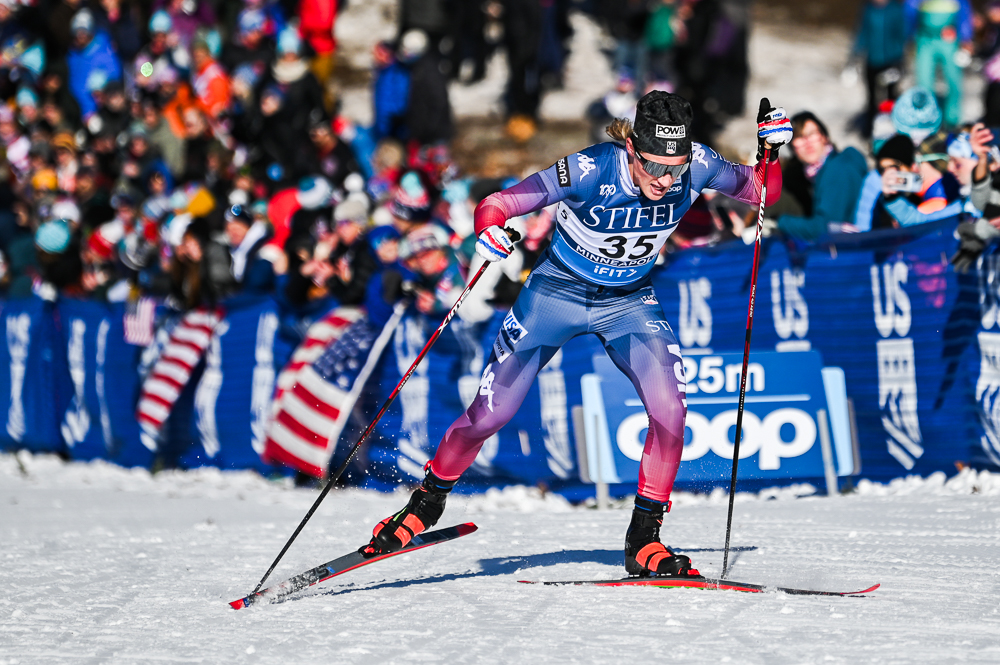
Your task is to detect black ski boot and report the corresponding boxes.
[624,496,700,578]
[360,468,457,557]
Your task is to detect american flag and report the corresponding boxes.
[263,303,406,478]
[136,308,222,450]
[271,307,365,405]
[123,297,158,346]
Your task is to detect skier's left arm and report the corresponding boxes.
[698,100,791,207]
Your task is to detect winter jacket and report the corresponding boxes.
[192,59,231,119]
[777,147,869,240]
[372,61,410,142]
[146,117,186,178]
[407,54,453,145]
[257,59,325,140]
[328,239,379,306]
[67,31,123,118]
[299,0,337,55]
[853,1,908,67]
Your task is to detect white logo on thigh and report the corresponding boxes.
[480,363,496,412]
[493,310,528,364]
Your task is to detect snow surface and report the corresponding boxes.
[2,452,999,664]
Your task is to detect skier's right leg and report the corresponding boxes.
[362,262,586,555]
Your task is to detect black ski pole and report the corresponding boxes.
[721,136,771,580]
[248,228,520,595]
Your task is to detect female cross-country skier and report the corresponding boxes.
[362,91,793,577]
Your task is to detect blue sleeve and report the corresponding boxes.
[958,0,973,42]
[853,170,884,232]
[67,54,96,118]
[94,33,122,81]
[883,197,964,226]
[373,67,409,140]
[690,143,763,205]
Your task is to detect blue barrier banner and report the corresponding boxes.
[177,299,292,473]
[0,299,59,454]
[972,245,1000,469]
[54,300,151,468]
[2,220,995,492]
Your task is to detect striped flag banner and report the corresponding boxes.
[136,308,223,450]
[271,307,365,405]
[263,303,406,478]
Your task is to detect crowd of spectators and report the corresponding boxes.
[3,0,1000,341]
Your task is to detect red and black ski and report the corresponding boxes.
[230,522,478,609]
[519,577,880,597]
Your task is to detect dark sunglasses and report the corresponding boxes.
[635,149,691,179]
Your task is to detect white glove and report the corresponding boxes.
[758,107,792,148]
[475,226,514,262]
[741,218,778,244]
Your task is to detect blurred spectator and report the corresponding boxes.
[134,11,186,93]
[398,223,463,316]
[328,198,378,306]
[645,0,682,87]
[310,116,361,188]
[906,0,972,129]
[224,203,275,294]
[190,35,230,121]
[600,0,648,88]
[66,9,122,121]
[856,133,947,230]
[980,2,1000,126]
[168,216,232,310]
[586,70,638,144]
[504,0,543,141]
[154,0,216,49]
[93,0,143,66]
[372,40,410,143]
[397,0,450,64]
[449,0,489,83]
[403,30,453,148]
[851,0,908,138]
[221,9,275,84]
[298,0,337,101]
[674,0,750,143]
[775,112,868,240]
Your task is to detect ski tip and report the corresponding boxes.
[455,522,479,536]
[847,583,880,595]
[229,594,259,610]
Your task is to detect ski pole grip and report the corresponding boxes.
[504,227,521,243]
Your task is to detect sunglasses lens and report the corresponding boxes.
[638,152,689,179]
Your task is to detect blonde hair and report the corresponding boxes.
[605,117,633,143]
